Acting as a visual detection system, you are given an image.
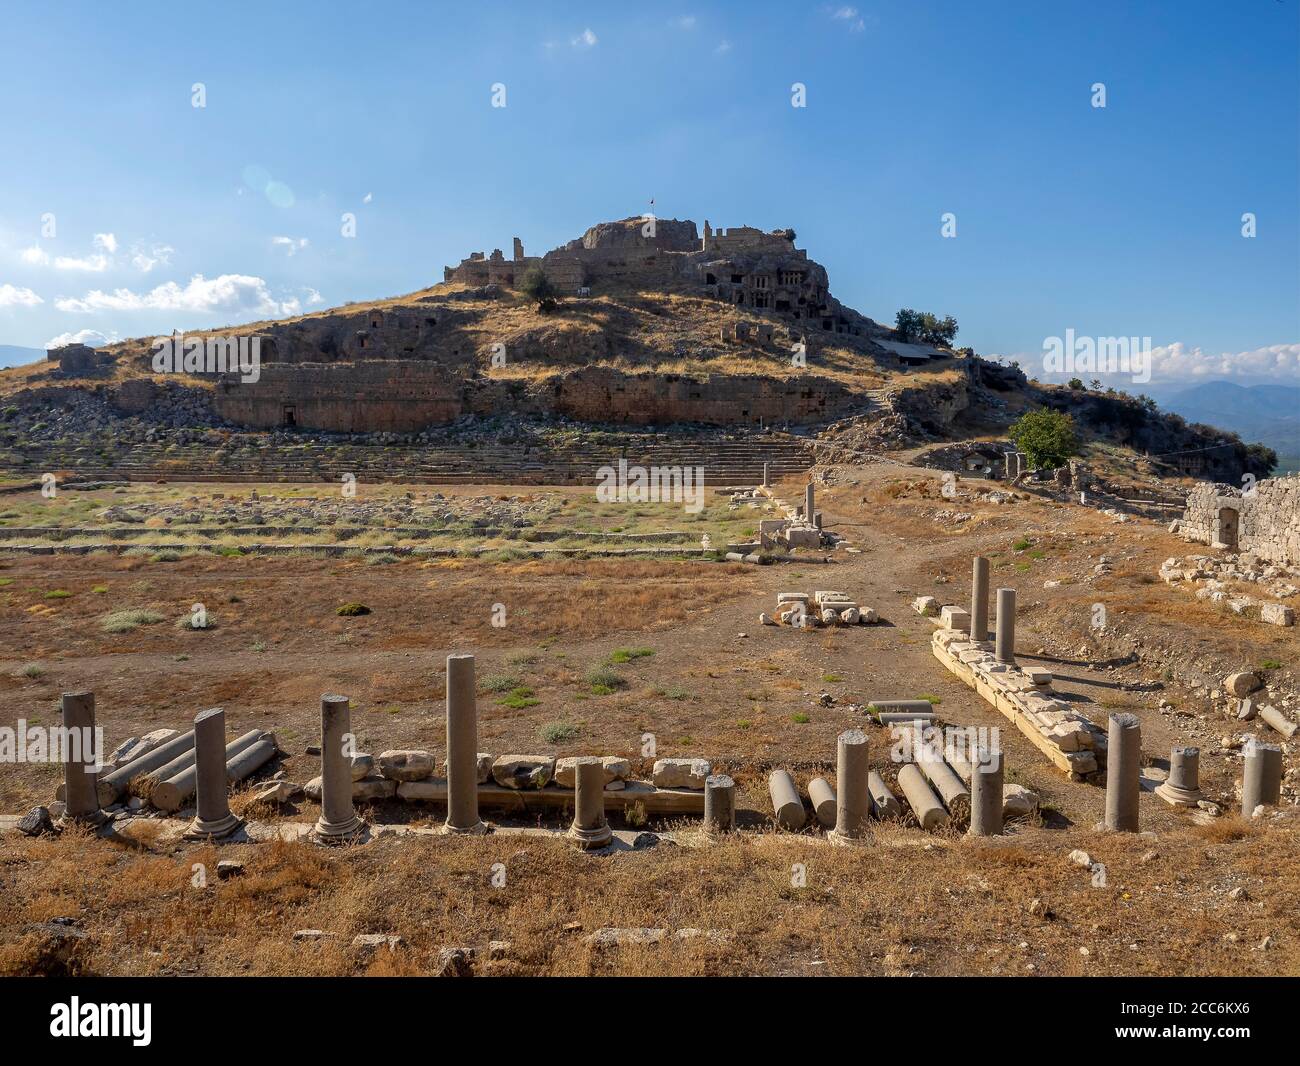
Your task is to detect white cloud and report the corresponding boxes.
[131,243,174,272]
[93,232,118,254]
[55,273,300,318]
[0,283,43,308]
[20,245,49,266]
[54,253,110,272]
[45,328,118,349]
[715,39,732,54]
[830,6,866,32]
[362,192,373,204]
[271,235,310,256]
[571,28,598,48]
[304,287,324,305]
[670,16,696,30]
[988,340,1300,388]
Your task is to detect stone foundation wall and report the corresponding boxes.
[213,362,862,432]
[1181,477,1300,567]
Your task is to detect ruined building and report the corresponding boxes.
[1180,476,1300,567]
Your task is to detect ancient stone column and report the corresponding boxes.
[867,770,902,819]
[970,556,990,642]
[828,729,870,846]
[445,653,486,834]
[1155,746,1204,807]
[995,587,1016,664]
[186,708,242,839]
[1104,713,1141,832]
[58,691,106,828]
[805,482,815,524]
[1241,742,1283,816]
[897,764,949,831]
[968,745,1004,836]
[768,769,805,830]
[568,757,612,849]
[703,774,735,834]
[762,462,770,489]
[808,777,836,828]
[313,694,364,842]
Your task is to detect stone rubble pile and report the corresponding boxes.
[760,590,879,628]
[1159,554,1296,627]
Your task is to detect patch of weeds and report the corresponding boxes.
[175,612,216,631]
[538,720,581,743]
[623,800,647,828]
[736,719,752,730]
[481,673,521,694]
[216,546,244,558]
[822,673,843,683]
[336,602,371,617]
[507,651,540,667]
[149,550,182,563]
[608,647,654,664]
[101,609,165,633]
[251,640,267,653]
[663,685,691,701]
[1260,659,1283,671]
[917,694,942,704]
[174,654,189,662]
[1012,538,1032,552]
[91,585,108,594]
[364,553,400,566]
[584,665,627,693]
[790,712,810,724]
[21,663,45,679]
[44,589,72,599]
[498,686,540,709]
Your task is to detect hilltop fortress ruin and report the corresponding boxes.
[197,216,892,434]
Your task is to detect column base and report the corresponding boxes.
[1155,782,1203,808]
[568,822,613,850]
[313,814,366,844]
[56,808,109,830]
[184,813,244,841]
[442,819,489,835]
[827,828,869,847]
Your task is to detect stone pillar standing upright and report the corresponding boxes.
[57,691,107,828]
[703,774,736,834]
[970,556,990,642]
[968,744,1004,836]
[445,653,486,834]
[1241,741,1283,816]
[828,729,870,846]
[762,462,770,489]
[1155,746,1204,807]
[1104,713,1141,832]
[995,587,1016,664]
[569,757,613,849]
[805,482,815,524]
[313,694,364,843]
[186,707,242,839]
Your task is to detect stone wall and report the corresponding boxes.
[1181,476,1300,567]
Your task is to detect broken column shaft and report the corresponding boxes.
[703,774,736,834]
[968,746,1004,836]
[805,482,815,523]
[58,691,106,828]
[569,757,612,849]
[828,729,870,845]
[314,694,364,842]
[186,707,242,839]
[970,556,990,642]
[1241,742,1283,816]
[1155,745,1203,807]
[768,769,805,830]
[445,653,486,834]
[1104,713,1141,832]
[995,587,1016,664]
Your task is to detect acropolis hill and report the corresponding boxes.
[0,215,1275,487]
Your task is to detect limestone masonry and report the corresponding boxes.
[1179,475,1300,567]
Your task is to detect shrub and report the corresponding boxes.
[584,665,627,692]
[608,647,654,664]
[336,603,371,616]
[481,673,521,693]
[538,720,581,743]
[101,609,165,633]
[44,589,72,599]
[498,687,540,709]
[21,664,44,679]
[520,266,560,313]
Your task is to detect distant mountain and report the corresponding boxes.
[0,345,45,369]
[1157,381,1300,462]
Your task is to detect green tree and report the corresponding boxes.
[520,266,559,313]
[1009,409,1079,469]
[895,308,957,345]
[1067,377,1085,390]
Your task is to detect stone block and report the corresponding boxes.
[491,754,556,789]
[651,758,710,789]
[377,749,436,782]
[554,755,631,788]
[940,606,970,632]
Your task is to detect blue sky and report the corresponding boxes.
[1,0,1297,385]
